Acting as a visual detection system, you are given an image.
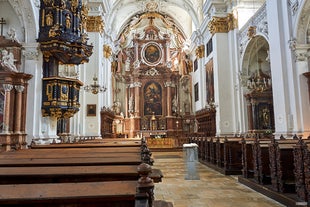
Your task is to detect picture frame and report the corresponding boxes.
[86,104,96,116]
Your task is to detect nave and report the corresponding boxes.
[153,151,284,207]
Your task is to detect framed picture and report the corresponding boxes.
[87,104,96,116]
[194,83,199,102]
[142,42,162,66]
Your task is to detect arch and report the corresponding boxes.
[294,0,310,44]
[106,0,199,41]
[241,35,270,82]
[8,0,38,43]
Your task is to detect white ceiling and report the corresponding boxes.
[102,0,201,42]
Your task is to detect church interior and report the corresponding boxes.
[0,0,309,206]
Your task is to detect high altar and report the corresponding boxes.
[103,13,195,141]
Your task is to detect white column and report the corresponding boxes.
[266,0,296,137]
[22,43,51,144]
[294,47,310,136]
[213,33,235,136]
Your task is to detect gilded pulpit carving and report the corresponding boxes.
[38,0,93,120]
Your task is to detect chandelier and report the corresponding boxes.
[84,74,107,94]
[247,59,271,92]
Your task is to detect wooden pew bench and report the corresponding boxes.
[216,137,243,175]
[0,165,163,184]
[0,181,138,207]
[30,141,141,149]
[193,136,243,175]
[252,139,272,185]
[0,156,143,167]
[269,139,310,194]
[0,147,142,159]
[240,138,255,178]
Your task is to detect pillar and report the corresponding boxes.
[165,81,173,117]
[294,47,310,136]
[14,85,24,133]
[2,84,13,133]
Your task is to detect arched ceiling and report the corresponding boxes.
[103,0,201,44]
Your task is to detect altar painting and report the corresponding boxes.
[144,81,162,115]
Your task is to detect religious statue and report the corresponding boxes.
[172,95,178,114]
[129,95,134,113]
[65,14,71,29]
[46,11,53,26]
[125,57,130,71]
[261,107,270,129]
[183,55,192,75]
[113,99,121,115]
[194,119,199,133]
[7,28,20,43]
[1,50,17,72]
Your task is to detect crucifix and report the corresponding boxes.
[148,16,155,25]
[0,17,6,37]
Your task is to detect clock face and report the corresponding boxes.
[142,43,161,66]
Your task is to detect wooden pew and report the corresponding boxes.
[269,138,310,193]
[241,137,255,178]
[30,141,141,149]
[191,135,243,175]
[252,137,272,185]
[293,138,310,204]
[0,165,162,184]
[0,139,160,207]
[0,181,138,207]
[0,147,142,159]
[218,137,243,175]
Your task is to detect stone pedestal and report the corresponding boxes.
[183,143,199,180]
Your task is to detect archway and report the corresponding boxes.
[242,35,274,134]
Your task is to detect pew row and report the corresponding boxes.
[0,138,168,206]
[239,137,310,207]
[0,181,138,207]
[0,165,163,184]
[189,136,243,175]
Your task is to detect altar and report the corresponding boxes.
[140,130,167,138]
[146,137,175,148]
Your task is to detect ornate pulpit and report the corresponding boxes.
[37,0,93,122]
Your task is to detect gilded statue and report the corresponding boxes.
[65,14,71,29]
[71,0,78,11]
[46,11,53,26]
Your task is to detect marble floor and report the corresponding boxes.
[152,151,285,207]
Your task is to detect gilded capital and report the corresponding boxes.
[196,45,205,59]
[208,13,238,35]
[86,16,104,34]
